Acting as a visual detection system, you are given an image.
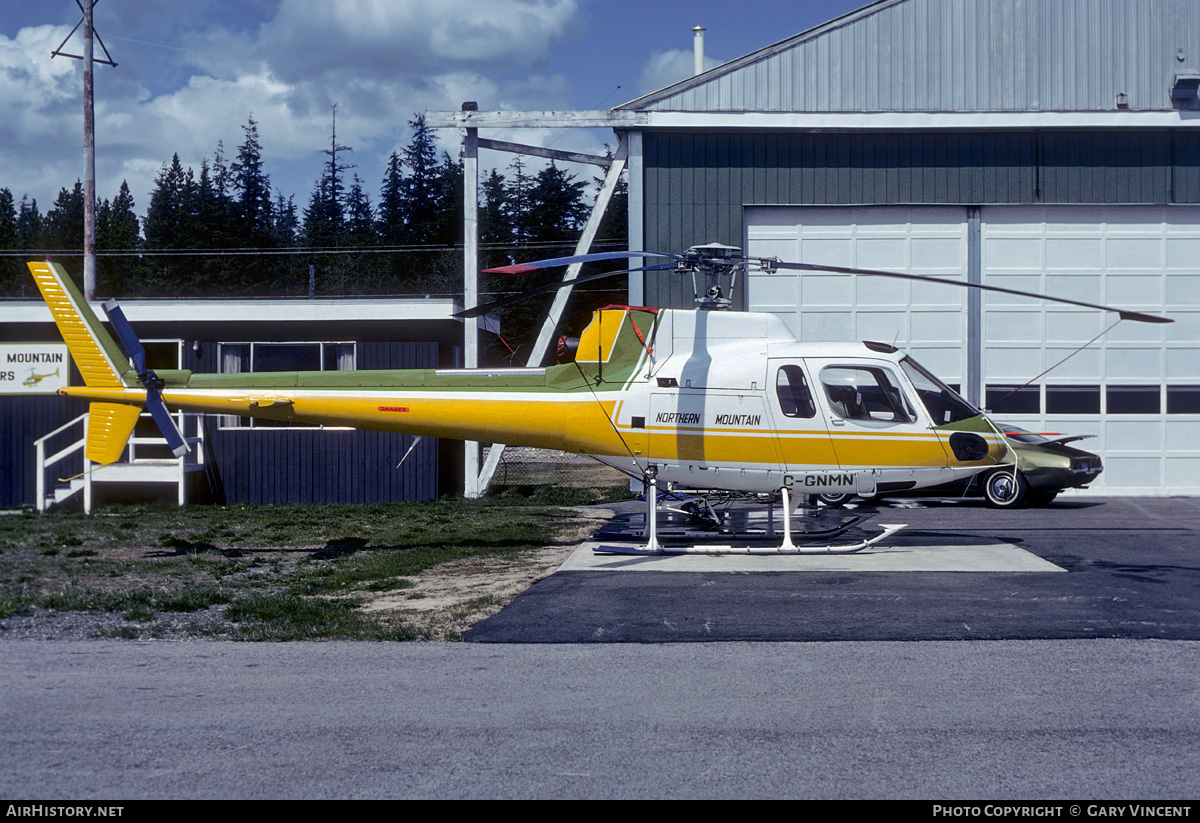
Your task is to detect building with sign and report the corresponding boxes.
[0,294,465,510]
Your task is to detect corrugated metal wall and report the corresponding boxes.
[207,427,436,506]
[627,0,1200,113]
[205,341,439,505]
[641,130,1200,308]
[0,395,89,508]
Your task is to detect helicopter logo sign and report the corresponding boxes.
[0,344,68,395]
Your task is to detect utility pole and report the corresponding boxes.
[51,0,117,301]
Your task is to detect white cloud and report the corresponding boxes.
[0,1,592,211]
[0,26,80,142]
[258,0,580,81]
[636,49,721,96]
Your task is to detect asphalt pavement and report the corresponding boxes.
[467,497,1200,642]
[3,496,1198,799]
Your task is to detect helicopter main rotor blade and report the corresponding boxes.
[484,250,683,275]
[767,261,1173,324]
[458,265,674,319]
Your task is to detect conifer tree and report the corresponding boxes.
[143,155,196,292]
[16,196,43,253]
[507,157,534,247]
[272,193,298,247]
[400,114,440,245]
[0,188,19,296]
[95,180,141,295]
[231,116,274,248]
[594,151,628,250]
[377,151,405,246]
[144,155,191,250]
[527,162,587,244]
[345,175,375,246]
[45,180,86,252]
[480,168,513,248]
[432,150,463,247]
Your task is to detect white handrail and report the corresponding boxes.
[35,411,207,513]
[33,412,88,448]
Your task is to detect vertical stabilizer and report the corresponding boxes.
[26,261,130,388]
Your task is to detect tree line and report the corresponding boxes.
[0,113,628,314]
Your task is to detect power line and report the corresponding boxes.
[1,238,629,258]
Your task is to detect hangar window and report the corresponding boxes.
[1167,386,1200,414]
[1046,385,1101,415]
[986,385,1040,415]
[218,342,356,429]
[1106,386,1161,414]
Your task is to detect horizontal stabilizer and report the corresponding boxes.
[86,402,142,465]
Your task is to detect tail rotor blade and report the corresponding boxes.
[101,299,188,455]
[101,300,146,370]
[145,388,189,457]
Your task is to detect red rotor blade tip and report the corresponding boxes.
[482,264,540,275]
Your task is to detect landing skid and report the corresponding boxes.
[593,523,907,556]
[594,481,907,556]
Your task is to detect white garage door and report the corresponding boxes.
[981,206,1200,495]
[745,206,970,383]
[745,204,1200,496]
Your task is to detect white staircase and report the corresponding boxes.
[34,412,207,513]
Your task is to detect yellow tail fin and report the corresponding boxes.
[26,261,130,388]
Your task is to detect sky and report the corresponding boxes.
[0,0,866,217]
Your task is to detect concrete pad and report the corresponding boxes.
[560,540,1066,573]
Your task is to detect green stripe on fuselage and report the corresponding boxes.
[183,309,658,394]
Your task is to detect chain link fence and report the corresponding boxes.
[483,446,630,490]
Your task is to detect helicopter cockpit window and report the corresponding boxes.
[776,365,815,418]
[899,356,980,425]
[820,366,915,424]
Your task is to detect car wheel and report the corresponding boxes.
[1026,489,1059,507]
[983,469,1027,508]
[817,493,853,507]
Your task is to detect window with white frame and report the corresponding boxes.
[218,342,356,429]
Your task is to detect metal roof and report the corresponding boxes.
[618,0,1200,114]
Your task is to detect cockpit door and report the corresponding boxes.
[806,358,951,493]
[766,360,840,475]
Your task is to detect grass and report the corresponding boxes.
[0,484,630,640]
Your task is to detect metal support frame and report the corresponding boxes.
[463,122,481,497]
[967,206,982,407]
[461,129,630,498]
[51,1,117,301]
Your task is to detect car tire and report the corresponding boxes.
[1026,489,1059,507]
[817,492,853,507]
[983,469,1027,508]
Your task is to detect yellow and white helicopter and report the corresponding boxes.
[25,248,1170,554]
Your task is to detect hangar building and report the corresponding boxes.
[610,0,1200,496]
